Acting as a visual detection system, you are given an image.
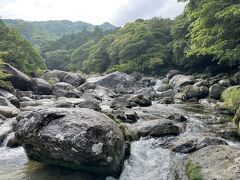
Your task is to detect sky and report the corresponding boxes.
[0,0,186,26]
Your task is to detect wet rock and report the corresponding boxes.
[169,75,195,89]
[112,109,139,123]
[20,97,33,102]
[218,79,229,87]
[124,110,140,123]
[31,78,53,95]
[87,72,139,94]
[158,97,174,104]
[20,99,54,111]
[209,84,226,100]
[166,70,181,79]
[0,96,20,118]
[6,132,21,148]
[0,119,13,143]
[127,95,152,107]
[0,88,20,108]
[2,63,31,91]
[156,84,172,92]
[62,73,86,87]
[15,108,126,177]
[155,89,177,100]
[170,136,227,154]
[185,145,240,180]
[167,114,187,122]
[127,119,182,140]
[183,85,209,100]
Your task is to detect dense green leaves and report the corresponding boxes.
[173,0,240,68]
[0,20,45,75]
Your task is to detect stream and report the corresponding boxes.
[0,101,238,180]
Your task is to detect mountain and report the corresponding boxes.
[3,19,116,47]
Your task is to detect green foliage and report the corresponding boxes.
[0,58,12,90]
[222,86,240,113]
[173,0,240,68]
[45,50,71,70]
[0,20,45,75]
[4,19,116,47]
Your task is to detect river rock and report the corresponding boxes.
[155,89,177,100]
[15,108,126,176]
[43,70,69,82]
[170,75,195,89]
[0,96,20,118]
[87,72,139,94]
[185,145,240,180]
[3,64,31,91]
[170,136,227,154]
[127,119,182,140]
[209,84,226,100]
[31,78,53,95]
[0,119,13,143]
[156,84,172,92]
[63,73,86,87]
[20,99,54,111]
[233,72,240,85]
[94,86,117,98]
[77,98,101,111]
[166,70,181,79]
[0,88,20,108]
[127,95,152,107]
[183,85,209,100]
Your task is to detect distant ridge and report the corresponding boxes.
[3,19,116,46]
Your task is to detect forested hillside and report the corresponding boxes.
[3,19,116,47]
[38,0,240,75]
[0,20,45,75]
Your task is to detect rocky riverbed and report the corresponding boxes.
[0,66,240,179]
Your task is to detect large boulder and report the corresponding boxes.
[3,64,31,90]
[87,72,139,94]
[43,70,69,82]
[63,73,86,87]
[127,119,182,140]
[183,85,209,100]
[166,70,181,79]
[15,108,126,176]
[31,78,53,95]
[0,96,20,118]
[53,82,82,98]
[185,145,240,180]
[209,84,226,100]
[0,88,20,108]
[169,75,195,89]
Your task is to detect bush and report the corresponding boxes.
[222,86,240,113]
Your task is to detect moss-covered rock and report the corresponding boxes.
[222,86,240,113]
[185,160,203,180]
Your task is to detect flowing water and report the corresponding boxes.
[0,103,238,179]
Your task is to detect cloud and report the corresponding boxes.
[111,0,185,26]
[0,0,185,26]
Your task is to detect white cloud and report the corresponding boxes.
[0,0,185,25]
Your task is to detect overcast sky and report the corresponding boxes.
[0,0,186,26]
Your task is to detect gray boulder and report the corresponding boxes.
[209,84,226,100]
[233,72,240,85]
[63,73,86,87]
[170,75,195,89]
[185,145,240,180]
[43,70,69,82]
[87,72,139,94]
[31,78,53,95]
[3,64,31,90]
[127,119,182,140]
[15,108,126,176]
[156,84,172,92]
[0,96,20,118]
[0,119,13,143]
[183,85,209,100]
[0,88,20,108]
[166,70,181,79]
